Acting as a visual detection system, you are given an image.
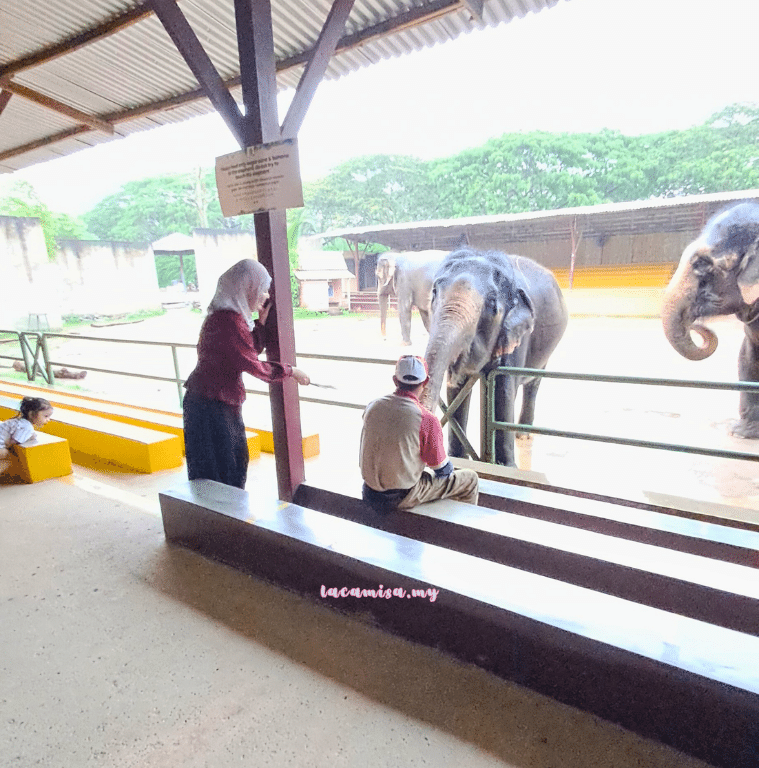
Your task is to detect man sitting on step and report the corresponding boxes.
[360,355,479,512]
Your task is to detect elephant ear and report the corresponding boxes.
[494,289,535,357]
[737,236,759,306]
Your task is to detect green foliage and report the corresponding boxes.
[0,181,87,259]
[62,308,166,325]
[305,103,759,230]
[83,174,202,242]
[13,101,755,274]
[154,253,198,289]
[286,207,319,308]
[304,154,438,232]
[319,236,388,253]
[292,307,362,319]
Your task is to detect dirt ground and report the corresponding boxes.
[5,306,759,513]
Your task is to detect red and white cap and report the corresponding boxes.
[394,355,429,385]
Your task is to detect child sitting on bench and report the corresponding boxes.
[0,396,54,474]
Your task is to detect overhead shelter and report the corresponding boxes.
[0,0,566,500]
[151,231,195,290]
[294,248,354,310]
[317,187,759,256]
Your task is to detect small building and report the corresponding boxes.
[294,250,354,312]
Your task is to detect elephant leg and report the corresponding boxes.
[398,292,413,345]
[446,381,472,459]
[731,335,759,438]
[418,306,431,333]
[517,376,542,437]
[493,369,517,466]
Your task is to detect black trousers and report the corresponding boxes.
[183,391,249,489]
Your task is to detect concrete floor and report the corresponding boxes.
[1,457,715,768]
[1,308,754,765]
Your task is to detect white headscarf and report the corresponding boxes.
[207,259,271,328]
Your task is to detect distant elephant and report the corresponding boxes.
[662,200,759,438]
[376,250,446,345]
[421,247,568,467]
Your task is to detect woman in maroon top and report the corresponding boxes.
[183,259,310,488]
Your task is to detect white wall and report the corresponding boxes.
[0,216,164,328]
[0,216,62,330]
[299,280,329,311]
[193,229,258,310]
[55,240,161,316]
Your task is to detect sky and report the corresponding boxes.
[3,0,759,217]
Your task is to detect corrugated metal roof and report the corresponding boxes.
[0,0,564,173]
[314,189,759,250]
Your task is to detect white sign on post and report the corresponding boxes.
[215,138,304,217]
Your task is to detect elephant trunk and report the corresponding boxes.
[379,291,389,337]
[662,259,718,361]
[422,289,480,411]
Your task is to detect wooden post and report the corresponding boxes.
[235,0,304,500]
[569,216,583,290]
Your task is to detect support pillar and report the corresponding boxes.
[235,0,304,500]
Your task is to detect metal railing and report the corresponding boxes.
[0,330,52,384]
[3,329,758,466]
[483,366,759,464]
[0,330,393,412]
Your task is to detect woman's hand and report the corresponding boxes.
[257,298,272,326]
[291,367,310,386]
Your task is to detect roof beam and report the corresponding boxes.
[149,0,246,147]
[277,0,462,72]
[0,90,11,117]
[235,0,280,145]
[233,0,305,501]
[0,79,115,134]
[281,0,356,140]
[0,125,92,164]
[0,2,159,80]
[0,0,466,163]
[462,0,484,21]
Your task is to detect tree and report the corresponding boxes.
[0,181,86,258]
[304,154,437,232]
[154,254,198,289]
[83,174,201,242]
[76,102,759,243]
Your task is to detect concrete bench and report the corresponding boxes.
[4,429,72,483]
[293,479,759,635]
[159,478,759,768]
[0,396,182,474]
[453,456,759,529]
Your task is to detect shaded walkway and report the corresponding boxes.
[1,474,712,768]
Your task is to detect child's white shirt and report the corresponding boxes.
[0,417,34,447]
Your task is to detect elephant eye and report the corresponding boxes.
[692,255,713,275]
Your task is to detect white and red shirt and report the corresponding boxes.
[360,390,448,492]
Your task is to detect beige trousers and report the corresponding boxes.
[397,468,479,510]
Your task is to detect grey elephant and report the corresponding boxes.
[376,250,446,345]
[662,200,759,438]
[421,247,568,467]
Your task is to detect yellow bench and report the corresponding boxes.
[0,396,182,474]
[0,382,261,461]
[3,430,72,483]
[0,381,315,458]
[252,417,320,459]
